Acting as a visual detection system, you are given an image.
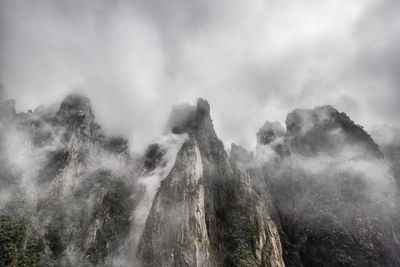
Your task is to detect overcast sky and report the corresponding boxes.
[0,0,399,151]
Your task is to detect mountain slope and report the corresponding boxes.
[163,99,285,266]
[138,138,211,266]
[0,94,141,266]
[258,106,400,267]
[0,95,399,267]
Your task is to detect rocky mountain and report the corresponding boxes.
[0,94,399,267]
[258,107,400,266]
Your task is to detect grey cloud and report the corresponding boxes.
[0,0,399,151]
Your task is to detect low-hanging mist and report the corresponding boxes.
[0,93,399,266]
[1,1,400,266]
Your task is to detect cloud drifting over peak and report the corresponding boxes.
[0,0,399,150]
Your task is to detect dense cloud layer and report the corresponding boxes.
[1,0,399,150]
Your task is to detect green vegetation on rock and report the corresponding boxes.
[0,214,44,267]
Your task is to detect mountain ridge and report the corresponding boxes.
[0,94,399,267]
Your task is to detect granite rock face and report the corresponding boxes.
[159,99,286,266]
[259,106,400,267]
[285,105,382,158]
[139,138,211,266]
[0,95,399,267]
[0,94,138,266]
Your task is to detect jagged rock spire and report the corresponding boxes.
[138,138,211,266]
[159,98,286,266]
[166,98,215,137]
[55,93,102,141]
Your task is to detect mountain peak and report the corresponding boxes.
[285,105,382,157]
[285,105,338,135]
[166,98,214,137]
[196,98,210,116]
[2,93,399,267]
[55,93,99,140]
[57,93,93,119]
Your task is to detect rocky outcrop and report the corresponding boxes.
[164,99,286,266]
[229,143,285,267]
[285,105,382,158]
[257,121,285,146]
[259,106,400,267]
[37,94,99,188]
[139,138,211,266]
[55,93,102,141]
[1,94,399,267]
[0,94,139,266]
[142,143,167,172]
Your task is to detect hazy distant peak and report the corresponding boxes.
[285,104,369,137]
[230,143,254,164]
[257,121,285,145]
[286,105,339,134]
[285,105,382,158]
[56,93,93,119]
[55,93,100,140]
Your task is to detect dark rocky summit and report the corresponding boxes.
[260,106,400,267]
[0,95,399,267]
[139,99,285,266]
[0,94,139,266]
[285,105,383,158]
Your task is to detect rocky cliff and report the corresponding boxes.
[138,138,211,266]
[258,106,400,267]
[138,99,285,266]
[0,96,399,267]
